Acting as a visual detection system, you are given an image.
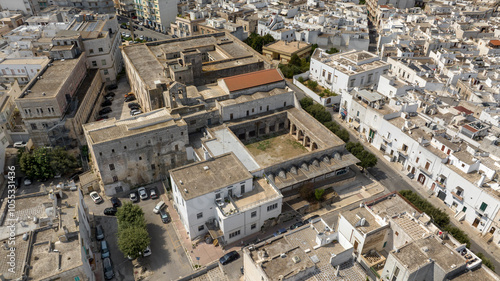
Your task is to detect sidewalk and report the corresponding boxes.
[331,113,500,265]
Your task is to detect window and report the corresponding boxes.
[89,49,94,54]
[216,192,221,199]
[198,225,204,231]
[98,47,103,52]
[416,157,419,163]
[402,144,408,152]
[333,75,338,83]
[241,184,245,194]
[392,267,400,281]
[113,176,118,182]
[30,123,37,130]
[425,161,430,170]
[350,79,355,87]
[322,69,326,77]
[197,212,203,219]
[229,230,240,238]
[151,164,156,170]
[480,202,488,212]
[42,123,48,128]
[103,69,109,75]
[251,211,257,218]
[109,164,115,170]
[91,61,97,67]
[267,203,278,212]
[101,59,106,66]
[251,223,256,230]
[112,149,115,153]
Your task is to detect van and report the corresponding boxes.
[101,240,110,259]
[153,201,165,214]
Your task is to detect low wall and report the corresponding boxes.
[293,71,340,107]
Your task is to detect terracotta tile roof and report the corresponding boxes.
[463,124,478,133]
[223,69,283,92]
[454,106,473,115]
[490,40,500,46]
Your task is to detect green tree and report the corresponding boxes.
[358,150,378,170]
[289,54,302,67]
[307,80,318,91]
[476,252,495,271]
[300,97,314,109]
[311,44,318,54]
[307,104,332,123]
[244,33,275,53]
[336,129,350,143]
[116,202,146,230]
[326,47,339,54]
[19,147,78,180]
[117,226,151,260]
[50,147,78,175]
[315,189,325,201]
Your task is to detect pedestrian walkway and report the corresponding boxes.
[331,113,500,268]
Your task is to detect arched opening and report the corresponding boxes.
[304,136,311,147]
[418,173,425,185]
[291,124,297,135]
[298,130,304,142]
[326,98,331,104]
[311,142,318,151]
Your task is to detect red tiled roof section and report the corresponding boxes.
[223,69,283,92]
[490,40,500,46]
[463,124,478,133]
[454,106,473,115]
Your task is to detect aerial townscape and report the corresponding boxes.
[1,0,500,280]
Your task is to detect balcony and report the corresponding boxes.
[451,191,463,202]
[381,136,392,144]
[435,180,446,189]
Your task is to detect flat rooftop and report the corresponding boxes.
[263,40,310,54]
[392,236,466,272]
[451,267,499,281]
[22,57,81,99]
[122,44,168,89]
[218,87,289,107]
[233,178,281,212]
[84,108,185,144]
[341,207,384,234]
[367,193,420,218]
[170,153,252,201]
[313,49,389,75]
[0,57,50,66]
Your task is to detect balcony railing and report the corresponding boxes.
[451,191,463,201]
[435,180,446,189]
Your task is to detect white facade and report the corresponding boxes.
[310,49,390,94]
[0,57,50,85]
[0,0,40,15]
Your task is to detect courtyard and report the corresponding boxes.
[245,133,308,166]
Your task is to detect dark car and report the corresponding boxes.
[96,115,109,121]
[105,92,115,97]
[103,257,114,280]
[99,107,112,115]
[104,207,117,216]
[303,215,320,224]
[101,100,112,107]
[106,84,118,91]
[159,208,170,223]
[219,251,239,265]
[407,173,415,179]
[125,95,136,102]
[273,228,287,237]
[110,197,121,208]
[96,225,104,240]
[128,102,140,109]
[289,221,304,230]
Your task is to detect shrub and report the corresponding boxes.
[298,76,304,83]
[315,189,325,201]
[476,252,495,271]
[307,80,318,91]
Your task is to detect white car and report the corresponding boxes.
[138,187,148,200]
[130,192,138,202]
[131,109,142,116]
[14,141,27,148]
[153,201,165,214]
[143,246,151,257]
[90,191,103,204]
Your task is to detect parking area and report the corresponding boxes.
[97,76,133,121]
[84,183,193,281]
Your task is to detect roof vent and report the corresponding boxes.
[180,180,183,185]
[292,256,301,263]
[280,253,286,258]
[42,92,46,96]
[184,188,188,193]
[203,166,210,171]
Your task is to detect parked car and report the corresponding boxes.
[125,92,135,98]
[99,107,112,115]
[289,221,305,230]
[273,228,287,237]
[24,178,32,186]
[143,245,152,257]
[13,141,27,148]
[125,95,136,102]
[101,100,112,107]
[128,102,140,109]
[130,191,138,202]
[160,208,170,223]
[96,116,109,121]
[105,96,114,101]
[219,251,239,265]
[150,188,158,199]
[104,207,117,216]
[106,84,118,91]
[138,187,148,200]
[90,191,103,204]
[153,201,165,214]
[103,257,114,280]
[407,173,415,179]
[96,225,104,240]
[131,109,142,116]
[105,92,115,97]
[303,215,320,224]
[101,240,110,259]
[111,197,121,208]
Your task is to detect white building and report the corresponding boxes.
[310,49,390,94]
[170,153,283,245]
[258,15,296,42]
[0,0,40,15]
[0,57,50,85]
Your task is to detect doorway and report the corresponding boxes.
[418,173,425,185]
[473,218,480,228]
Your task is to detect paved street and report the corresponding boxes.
[84,183,193,281]
[117,16,172,42]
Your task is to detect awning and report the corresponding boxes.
[353,120,360,130]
